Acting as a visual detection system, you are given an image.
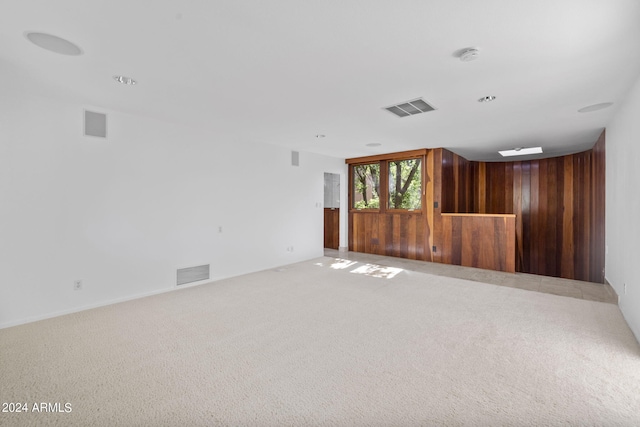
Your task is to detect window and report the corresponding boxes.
[388,158,422,210]
[352,163,380,209]
[348,150,426,212]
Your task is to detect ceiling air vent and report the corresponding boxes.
[384,98,436,118]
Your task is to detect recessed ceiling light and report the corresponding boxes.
[113,75,137,85]
[578,102,613,113]
[499,147,543,157]
[315,134,325,138]
[25,32,83,56]
[366,143,382,147]
[478,96,496,103]
[460,48,480,62]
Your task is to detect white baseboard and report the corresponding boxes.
[0,276,226,330]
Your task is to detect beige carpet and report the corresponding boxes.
[1,256,639,426]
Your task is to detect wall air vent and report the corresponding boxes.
[177,264,210,286]
[84,110,107,138]
[384,98,436,118]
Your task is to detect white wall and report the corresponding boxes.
[605,73,640,342]
[0,93,346,328]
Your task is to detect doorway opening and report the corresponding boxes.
[324,172,340,249]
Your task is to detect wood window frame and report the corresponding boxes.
[349,161,383,212]
[347,149,427,214]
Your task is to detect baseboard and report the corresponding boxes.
[604,277,619,304]
[605,276,640,346]
[0,275,229,330]
[0,286,183,330]
[0,259,312,330]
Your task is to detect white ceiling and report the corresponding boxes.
[2,0,640,161]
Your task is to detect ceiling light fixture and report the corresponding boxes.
[25,32,83,56]
[113,75,137,85]
[459,48,480,62]
[578,102,613,113]
[478,96,496,102]
[499,147,543,157]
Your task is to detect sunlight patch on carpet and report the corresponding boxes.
[350,264,403,279]
[313,258,402,278]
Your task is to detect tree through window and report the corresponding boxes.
[352,163,380,209]
[388,158,422,209]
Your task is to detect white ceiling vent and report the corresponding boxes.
[384,98,436,118]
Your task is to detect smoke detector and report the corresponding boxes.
[460,48,480,62]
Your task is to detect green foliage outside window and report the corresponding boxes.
[388,159,422,209]
[353,163,380,209]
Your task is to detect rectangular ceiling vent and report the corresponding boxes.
[177,264,210,286]
[384,98,436,118]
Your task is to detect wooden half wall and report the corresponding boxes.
[441,213,516,272]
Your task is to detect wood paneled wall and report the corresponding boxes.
[440,131,605,282]
[441,149,475,214]
[348,149,435,262]
[350,212,427,260]
[347,132,605,282]
[590,133,606,283]
[441,214,516,272]
[324,208,340,249]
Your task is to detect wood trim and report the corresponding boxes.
[379,159,389,211]
[386,209,423,214]
[441,213,516,218]
[349,209,381,213]
[345,149,428,164]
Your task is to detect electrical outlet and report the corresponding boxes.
[624,283,627,294]
[74,280,82,290]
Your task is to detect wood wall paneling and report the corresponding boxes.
[591,132,606,282]
[347,150,431,261]
[432,149,443,263]
[441,134,605,282]
[424,150,435,262]
[323,208,339,249]
[350,212,427,260]
[347,133,605,282]
[441,214,516,273]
